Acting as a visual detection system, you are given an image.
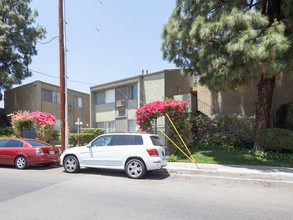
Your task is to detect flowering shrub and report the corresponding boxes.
[135,99,188,132]
[135,99,192,154]
[10,111,56,143]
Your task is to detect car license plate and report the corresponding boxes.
[50,151,55,155]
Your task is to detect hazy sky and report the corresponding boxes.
[6,0,177,101]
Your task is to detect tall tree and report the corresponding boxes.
[0,0,46,100]
[162,0,293,148]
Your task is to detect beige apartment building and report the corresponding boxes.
[5,80,90,132]
[195,71,293,123]
[90,69,196,135]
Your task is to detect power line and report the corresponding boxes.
[30,69,59,79]
[30,69,96,85]
[97,0,142,71]
[37,36,59,45]
[94,26,131,74]
[1,36,59,49]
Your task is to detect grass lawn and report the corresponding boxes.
[177,150,293,167]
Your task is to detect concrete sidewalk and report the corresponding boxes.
[166,162,293,182]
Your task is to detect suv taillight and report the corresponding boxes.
[36,148,44,155]
[146,149,159,157]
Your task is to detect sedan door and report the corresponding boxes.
[0,139,8,164]
[79,135,112,167]
[0,140,24,165]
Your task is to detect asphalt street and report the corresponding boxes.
[0,164,293,220]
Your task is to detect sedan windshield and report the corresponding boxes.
[26,140,50,147]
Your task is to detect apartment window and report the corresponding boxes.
[42,89,60,104]
[128,119,139,132]
[74,96,82,108]
[116,108,127,117]
[128,84,138,100]
[95,89,115,105]
[96,121,115,133]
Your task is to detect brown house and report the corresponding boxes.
[4,80,90,132]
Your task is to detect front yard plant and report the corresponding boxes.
[258,128,293,152]
[135,99,192,154]
[10,111,56,143]
[81,128,105,136]
[192,114,255,148]
[69,133,96,147]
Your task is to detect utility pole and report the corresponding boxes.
[59,0,65,153]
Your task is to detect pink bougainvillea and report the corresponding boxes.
[135,100,188,132]
[10,111,56,142]
[12,112,56,126]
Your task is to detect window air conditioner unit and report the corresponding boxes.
[68,104,73,111]
[116,100,125,107]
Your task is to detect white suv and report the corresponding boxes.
[60,133,167,179]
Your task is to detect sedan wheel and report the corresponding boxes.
[64,156,80,173]
[15,156,27,169]
[126,159,146,179]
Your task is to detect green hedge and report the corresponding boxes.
[258,128,293,152]
[191,114,255,148]
[276,102,293,130]
[81,128,105,136]
[0,128,13,136]
[69,133,96,147]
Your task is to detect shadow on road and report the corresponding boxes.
[0,163,61,170]
[65,167,171,180]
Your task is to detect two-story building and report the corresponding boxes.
[5,80,90,132]
[90,69,195,136]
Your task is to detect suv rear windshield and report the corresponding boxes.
[150,136,163,146]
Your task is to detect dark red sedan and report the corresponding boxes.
[0,138,60,169]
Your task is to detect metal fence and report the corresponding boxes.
[22,127,38,139]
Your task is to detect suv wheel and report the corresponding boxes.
[64,156,80,173]
[125,159,146,179]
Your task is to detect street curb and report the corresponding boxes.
[165,163,293,182]
[167,168,293,182]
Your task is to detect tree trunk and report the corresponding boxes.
[253,75,276,150]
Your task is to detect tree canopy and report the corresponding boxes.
[162,0,291,91]
[0,0,46,100]
[162,0,293,147]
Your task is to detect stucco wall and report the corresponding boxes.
[165,69,193,98]
[95,103,115,122]
[143,71,165,104]
[67,89,90,130]
[4,81,41,115]
[196,72,293,118]
[127,108,137,120]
